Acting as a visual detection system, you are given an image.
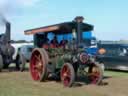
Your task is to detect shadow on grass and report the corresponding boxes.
[48,75,109,88]
[73,76,109,87]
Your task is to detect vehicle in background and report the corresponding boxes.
[97,44,128,71]
[85,37,98,55]
[0,21,15,71]
[12,43,33,60]
[0,16,33,72]
[18,45,34,61]
[11,43,33,71]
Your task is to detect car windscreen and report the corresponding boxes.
[100,45,128,56]
[27,46,34,52]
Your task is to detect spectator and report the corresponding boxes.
[50,35,59,48]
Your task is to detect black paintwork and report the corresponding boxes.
[0,22,15,69]
[98,44,128,70]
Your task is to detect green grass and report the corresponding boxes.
[104,70,128,77]
[0,67,128,96]
[0,72,91,96]
[10,63,128,77]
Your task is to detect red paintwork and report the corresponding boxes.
[30,51,43,81]
[42,44,49,49]
[80,53,89,64]
[89,67,100,84]
[61,64,71,87]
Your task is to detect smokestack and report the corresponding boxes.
[74,16,84,44]
[5,21,11,42]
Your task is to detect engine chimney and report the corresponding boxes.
[5,21,11,42]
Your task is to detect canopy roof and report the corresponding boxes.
[24,21,93,35]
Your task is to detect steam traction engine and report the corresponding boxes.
[0,21,15,71]
[0,21,24,71]
[25,16,104,87]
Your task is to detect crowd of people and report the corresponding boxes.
[42,35,68,49]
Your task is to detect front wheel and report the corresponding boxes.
[87,62,103,85]
[61,63,75,87]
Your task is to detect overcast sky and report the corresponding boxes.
[0,0,128,41]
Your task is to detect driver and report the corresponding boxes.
[42,34,49,49]
[59,39,67,48]
[50,36,59,48]
[70,38,77,50]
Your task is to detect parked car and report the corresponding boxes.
[18,45,34,61]
[15,45,34,71]
[97,44,128,71]
[11,43,33,71]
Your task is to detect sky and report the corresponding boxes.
[0,0,128,41]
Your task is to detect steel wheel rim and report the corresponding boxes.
[88,66,101,84]
[61,65,71,87]
[30,51,44,81]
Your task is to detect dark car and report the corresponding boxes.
[98,44,128,71]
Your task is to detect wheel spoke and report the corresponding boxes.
[31,67,40,80]
[35,71,40,80]
[88,72,100,77]
[30,49,48,81]
[35,55,41,62]
[62,66,71,78]
[30,53,43,80]
[39,55,41,60]
[61,63,75,87]
[87,66,101,84]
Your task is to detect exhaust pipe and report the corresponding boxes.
[5,21,11,42]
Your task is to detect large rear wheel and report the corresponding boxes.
[30,48,49,81]
[61,63,75,87]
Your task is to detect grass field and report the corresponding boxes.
[0,69,128,96]
[104,70,128,77]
